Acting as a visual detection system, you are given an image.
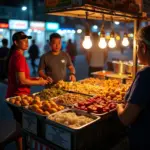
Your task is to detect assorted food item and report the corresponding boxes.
[53,93,89,106]
[7,94,64,116]
[56,80,130,101]
[7,78,130,124]
[7,94,35,107]
[48,111,94,129]
[75,96,117,114]
[28,100,64,116]
[55,80,104,95]
[35,88,66,100]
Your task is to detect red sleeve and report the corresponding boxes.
[15,55,26,72]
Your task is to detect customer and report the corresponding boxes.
[117,25,150,150]
[28,39,39,75]
[86,33,107,76]
[38,33,76,84]
[44,39,51,53]
[0,38,9,79]
[6,31,48,150]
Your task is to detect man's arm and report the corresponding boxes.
[117,103,141,126]
[39,70,48,79]
[38,55,53,83]
[68,65,76,75]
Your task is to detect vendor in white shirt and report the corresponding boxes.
[86,33,108,77]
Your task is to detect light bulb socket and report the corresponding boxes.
[123,33,128,38]
[85,29,90,36]
[85,23,90,36]
[100,30,105,37]
[110,31,115,38]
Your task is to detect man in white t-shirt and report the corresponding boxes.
[85,33,108,76]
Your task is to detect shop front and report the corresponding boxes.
[29,21,45,56]
[56,28,76,51]
[45,22,60,40]
[0,21,10,47]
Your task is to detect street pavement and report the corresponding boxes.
[0,50,132,150]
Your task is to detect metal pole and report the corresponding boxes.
[133,19,140,79]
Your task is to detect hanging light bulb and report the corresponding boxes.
[122,33,129,47]
[82,11,92,50]
[98,14,107,49]
[99,37,107,49]
[108,31,116,48]
[98,31,107,49]
[82,36,92,49]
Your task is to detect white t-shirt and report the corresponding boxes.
[89,48,105,67]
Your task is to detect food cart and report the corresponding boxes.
[6,0,150,150]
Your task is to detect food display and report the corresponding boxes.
[75,96,117,115]
[7,94,35,107]
[80,78,104,86]
[7,94,64,116]
[48,111,94,129]
[28,100,64,116]
[80,78,121,87]
[35,88,66,100]
[56,80,130,101]
[55,80,104,95]
[53,93,89,106]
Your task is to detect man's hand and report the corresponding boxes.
[69,75,76,82]
[46,76,53,84]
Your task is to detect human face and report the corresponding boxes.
[50,38,61,52]
[15,38,29,51]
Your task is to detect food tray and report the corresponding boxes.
[52,93,90,107]
[63,90,95,97]
[5,96,22,109]
[74,103,116,117]
[45,108,101,150]
[46,108,100,132]
[21,107,46,137]
[22,106,48,118]
[32,92,40,96]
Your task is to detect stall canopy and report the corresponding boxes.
[45,0,146,22]
[45,0,150,78]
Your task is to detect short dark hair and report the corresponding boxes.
[50,33,61,42]
[137,26,150,48]
[2,38,8,46]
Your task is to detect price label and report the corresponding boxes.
[46,124,71,150]
[22,113,37,135]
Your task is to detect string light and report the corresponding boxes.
[98,14,107,49]
[122,33,129,47]
[82,36,92,49]
[108,16,116,48]
[82,12,92,50]
[108,33,116,48]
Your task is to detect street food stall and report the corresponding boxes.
[5,0,150,150]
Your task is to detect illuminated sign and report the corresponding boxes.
[0,23,8,28]
[46,22,59,31]
[30,21,45,31]
[9,20,28,30]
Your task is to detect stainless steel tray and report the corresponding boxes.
[46,108,100,132]
[74,103,117,116]
[63,89,95,97]
[22,106,48,117]
[5,96,22,109]
[52,93,90,107]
